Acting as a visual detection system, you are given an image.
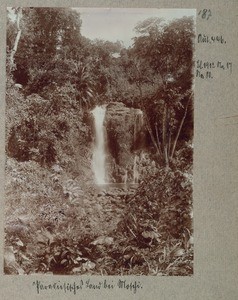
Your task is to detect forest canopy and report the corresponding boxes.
[7,7,194,165]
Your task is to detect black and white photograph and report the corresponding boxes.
[5,7,195,276]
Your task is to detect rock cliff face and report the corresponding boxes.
[104,102,144,183]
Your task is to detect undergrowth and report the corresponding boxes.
[5,146,193,275]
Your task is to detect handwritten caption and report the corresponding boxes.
[196,60,232,79]
[32,279,143,295]
[196,9,233,80]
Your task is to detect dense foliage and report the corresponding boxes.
[5,7,194,275]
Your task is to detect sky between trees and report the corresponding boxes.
[8,7,196,48]
[75,8,196,47]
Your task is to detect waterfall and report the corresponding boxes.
[92,105,107,184]
[133,155,139,184]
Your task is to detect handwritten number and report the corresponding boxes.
[198,9,212,20]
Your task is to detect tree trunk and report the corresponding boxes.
[9,8,22,69]
[135,64,166,164]
[137,80,162,161]
[155,122,163,156]
[168,130,171,160]
[170,95,192,159]
[144,112,161,156]
[162,102,169,167]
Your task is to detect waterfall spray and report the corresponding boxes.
[92,105,107,184]
[133,155,139,184]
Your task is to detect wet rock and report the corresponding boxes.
[104,102,144,183]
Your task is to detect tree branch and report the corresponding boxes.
[10,8,22,68]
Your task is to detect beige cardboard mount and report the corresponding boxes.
[0,1,237,299]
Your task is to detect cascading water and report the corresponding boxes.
[133,155,139,184]
[92,105,107,184]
